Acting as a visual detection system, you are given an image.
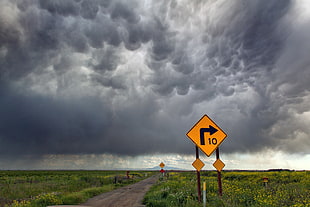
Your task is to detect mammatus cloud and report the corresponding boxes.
[0,0,310,158]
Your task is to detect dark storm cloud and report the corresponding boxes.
[38,0,80,17]
[0,84,110,155]
[0,83,179,156]
[0,0,310,158]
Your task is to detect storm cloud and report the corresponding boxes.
[0,0,310,158]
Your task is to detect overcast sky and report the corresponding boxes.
[0,0,310,170]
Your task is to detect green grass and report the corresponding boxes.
[61,185,114,204]
[2,170,309,207]
[0,170,154,207]
[143,171,310,207]
[143,172,201,207]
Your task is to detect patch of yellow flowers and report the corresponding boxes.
[7,192,62,207]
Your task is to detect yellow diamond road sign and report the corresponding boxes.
[186,114,227,157]
[192,158,205,171]
[159,162,165,168]
[213,159,225,172]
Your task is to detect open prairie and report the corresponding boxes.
[1,170,309,207]
[144,170,310,207]
[0,170,154,207]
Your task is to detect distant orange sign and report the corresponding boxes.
[186,115,227,157]
[159,162,165,168]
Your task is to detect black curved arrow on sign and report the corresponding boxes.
[200,125,218,145]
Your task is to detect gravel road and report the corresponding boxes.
[49,174,158,207]
[82,175,158,207]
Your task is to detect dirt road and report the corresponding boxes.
[49,175,158,207]
[82,175,158,207]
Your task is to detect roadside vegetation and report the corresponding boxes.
[1,170,309,207]
[143,170,310,207]
[0,170,153,207]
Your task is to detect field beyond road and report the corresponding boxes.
[1,170,309,207]
[144,170,310,207]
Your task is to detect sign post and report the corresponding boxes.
[195,146,202,202]
[186,114,227,199]
[215,148,223,196]
[159,162,165,178]
[263,177,268,188]
[192,148,205,202]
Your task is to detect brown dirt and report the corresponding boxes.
[48,175,158,207]
[81,174,158,207]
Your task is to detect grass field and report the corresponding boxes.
[143,170,310,207]
[0,170,153,207]
[1,170,309,207]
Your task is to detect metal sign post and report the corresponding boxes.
[186,114,228,201]
[216,148,223,196]
[195,146,202,202]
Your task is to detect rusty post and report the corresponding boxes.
[196,146,202,202]
[216,148,223,196]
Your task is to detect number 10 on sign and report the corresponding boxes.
[186,115,227,157]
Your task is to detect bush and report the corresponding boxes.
[7,193,62,207]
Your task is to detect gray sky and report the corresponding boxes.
[0,0,310,169]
